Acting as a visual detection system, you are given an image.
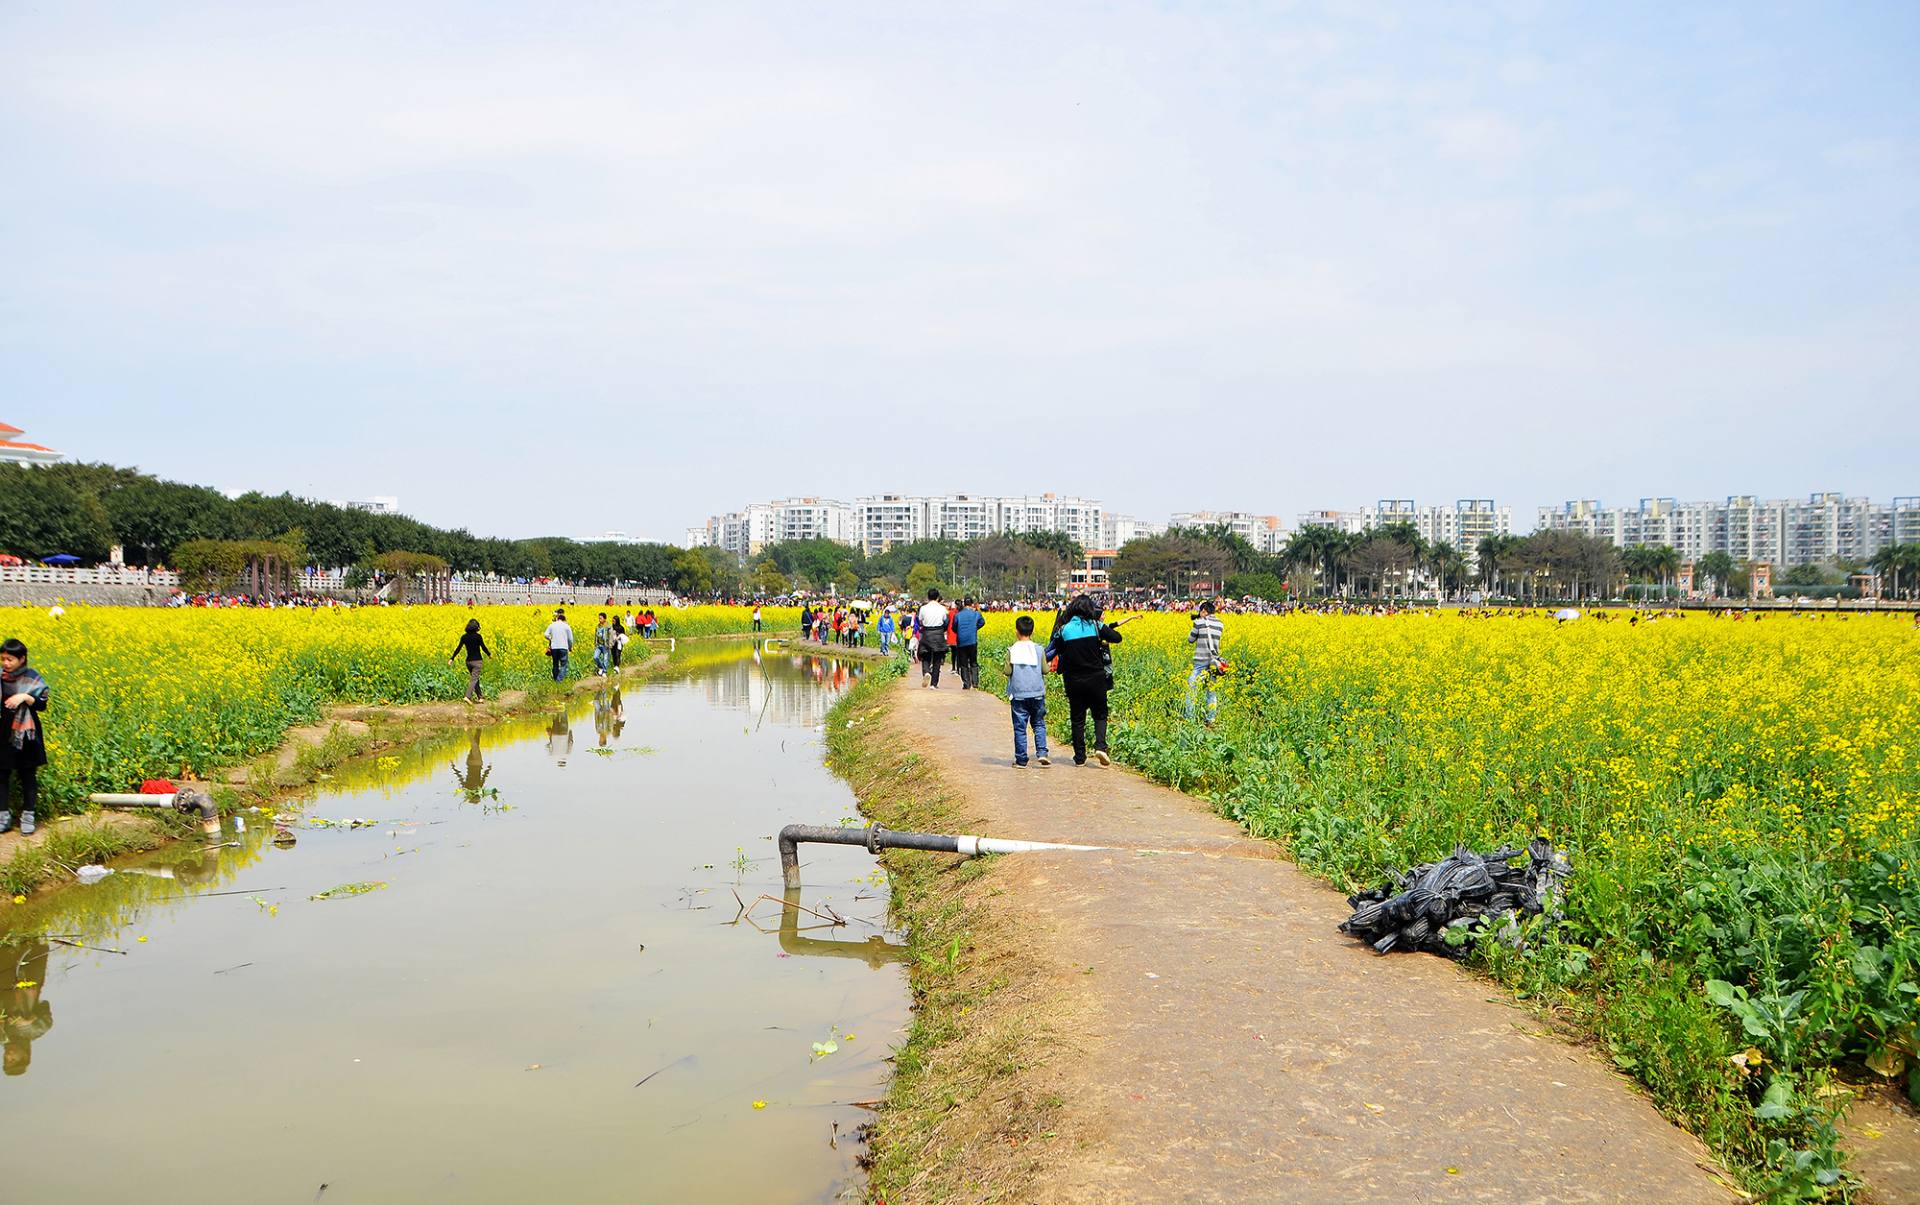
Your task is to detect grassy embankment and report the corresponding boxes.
[826,662,1070,1203]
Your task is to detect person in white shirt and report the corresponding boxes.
[915,589,950,688]
[544,609,574,682]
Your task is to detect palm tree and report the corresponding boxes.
[1870,543,1920,600]
[1621,544,1657,594]
[1652,545,1681,599]
[1476,533,1523,598]
[1697,551,1736,598]
[1426,540,1468,601]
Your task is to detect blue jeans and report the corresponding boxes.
[1185,665,1217,722]
[880,632,892,653]
[594,648,609,673]
[550,650,569,681]
[1011,696,1049,764]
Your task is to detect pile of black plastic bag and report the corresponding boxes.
[1340,838,1573,957]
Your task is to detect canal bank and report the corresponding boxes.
[828,670,1740,1204]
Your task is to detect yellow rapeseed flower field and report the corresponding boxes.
[974,606,1918,1183]
[8,602,792,810]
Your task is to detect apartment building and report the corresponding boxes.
[1170,510,1287,555]
[849,494,926,556]
[1536,494,1917,567]
[692,492,1104,557]
[1295,501,1514,555]
[1101,513,1166,549]
[1296,508,1368,534]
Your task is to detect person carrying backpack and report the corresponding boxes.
[916,589,950,688]
[1046,594,1123,765]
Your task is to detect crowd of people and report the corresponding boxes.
[889,590,1229,768]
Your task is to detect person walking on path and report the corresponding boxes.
[752,605,763,632]
[610,615,627,671]
[544,609,574,682]
[593,613,613,675]
[1186,600,1224,724]
[950,596,985,689]
[0,638,50,835]
[1046,595,1122,766]
[916,589,950,688]
[448,618,491,705]
[1002,615,1051,767]
[877,609,896,654]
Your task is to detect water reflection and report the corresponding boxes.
[691,646,867,728]
[752,887,907,970]
[1,937,51,1076]
[593,686,624,747]
[545,709,573,764]
[453,730,492,797]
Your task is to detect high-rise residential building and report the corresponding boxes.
[1296,508,1368,534]
[694,492,1104,557]
[1438,499,1515,551]
[1896,498,1920,545]
[1535,493,1915,567]
[1170,510,1287,554]
[850,494,927,556]
[1101,513,1166,548]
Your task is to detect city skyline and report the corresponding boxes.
[687,487,1917,568]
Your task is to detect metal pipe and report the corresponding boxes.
[778,823,1109,889]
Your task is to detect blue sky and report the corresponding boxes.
[3,2,1914,540]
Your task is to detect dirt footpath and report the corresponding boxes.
[888,676,1735,1203]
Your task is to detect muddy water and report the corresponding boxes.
[0,645,904,1204]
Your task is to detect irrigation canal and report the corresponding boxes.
[1,643,905,1203]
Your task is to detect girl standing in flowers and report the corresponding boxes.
[0,638,50,834]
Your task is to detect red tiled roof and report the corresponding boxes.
[0,440,54,452]
[0,423,22,435]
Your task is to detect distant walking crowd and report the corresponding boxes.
[895,590,1229,769]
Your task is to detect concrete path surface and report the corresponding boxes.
[888,675,1736,1203]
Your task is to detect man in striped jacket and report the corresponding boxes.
[1186,600,1224,724]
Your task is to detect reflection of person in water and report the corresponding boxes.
[546,709,573,764]
[453,730,491,796]
[2,937,52,1077]
[593,689,613,747]
[610,687,625,739]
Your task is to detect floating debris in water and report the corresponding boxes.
[307,817,380,830]
[309,881,389,901]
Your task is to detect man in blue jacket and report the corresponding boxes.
[950,596,986,689]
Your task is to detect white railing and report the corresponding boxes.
[0,565,180,587]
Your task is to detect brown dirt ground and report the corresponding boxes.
[883,675,1740,1203]
[1843,1084,1920,1203]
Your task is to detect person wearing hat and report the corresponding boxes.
[544,609,575,682]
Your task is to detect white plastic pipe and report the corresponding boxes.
[954,835,1110,855]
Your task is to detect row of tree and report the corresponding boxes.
[0,461,713,587]
[1107,524,1914,602]
[12,460,1917,602]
